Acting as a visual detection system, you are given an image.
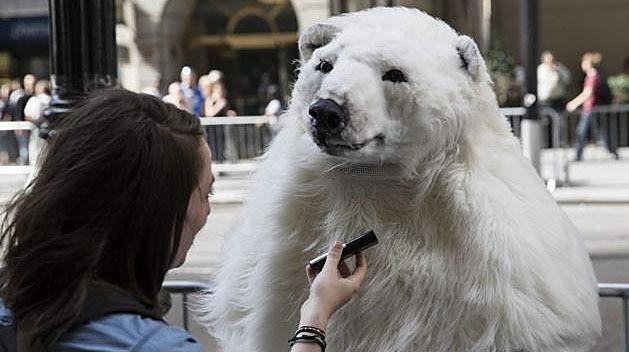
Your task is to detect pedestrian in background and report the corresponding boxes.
[201,71,232,118]
[0,83,13,165]
[199,73,225,163]
[0,84,9,118]
[163,81,190,112]
[566,52,619,161]
[8,74,36,165]
[261,84,285,144]
[538,50,571,113]
[201,70,238,162]
[180,66,204,116]
[23,79,51,177]
[23,80,51,123]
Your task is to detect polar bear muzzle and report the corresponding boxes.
[308,98,346,145]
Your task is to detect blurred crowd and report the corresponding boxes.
[0,66,287,165]
[0,74,50,166]
[153,66,285,162]
[151,66,284,122]
[1,55,627,166]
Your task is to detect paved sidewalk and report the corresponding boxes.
[544,146,629,204]
[1,145,628,267]
[208,146,629,206]
[2,146,627,206]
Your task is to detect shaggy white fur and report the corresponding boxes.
[198,7,601,352]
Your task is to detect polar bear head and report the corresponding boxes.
[291,7,498,170]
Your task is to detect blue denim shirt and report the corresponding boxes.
[0,300,202,351]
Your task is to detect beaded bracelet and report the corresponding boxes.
[288,326,326,351]
[294,325,326,338]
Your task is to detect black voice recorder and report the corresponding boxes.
[309,230,379,272]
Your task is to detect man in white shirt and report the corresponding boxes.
[537,51,571,113]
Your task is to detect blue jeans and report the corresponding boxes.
[574,111,616,160]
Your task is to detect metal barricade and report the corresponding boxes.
[500,107,526,139]
[599,283,629,352]
[1,106,628,182]
[162,280,210,331]
[161,280,629,352]
[539,107,571,189]
[200,116,272,165]
[0,116,273,180]
[0,121,37,179]
[563,104,629,148]
[500,106,569,189]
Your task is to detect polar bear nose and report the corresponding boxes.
[309,99,346,135]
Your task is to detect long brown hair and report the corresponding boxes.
[0,89,204,346]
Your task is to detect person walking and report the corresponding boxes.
[566,52,619,161]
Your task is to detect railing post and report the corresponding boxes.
[612,111,619,153]
[622,293,629,352]
[561,111,571,186]
[182,293,189,331]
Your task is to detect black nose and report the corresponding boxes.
[308,99,346,136]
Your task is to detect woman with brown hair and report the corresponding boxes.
[0,89,211,351]
[0,89,367,351]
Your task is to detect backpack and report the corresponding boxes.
[0,284,163,352]
[595,73,614,106]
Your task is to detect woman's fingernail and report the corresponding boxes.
[333,241,342,249]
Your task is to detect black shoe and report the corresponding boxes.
[612,152,620,160]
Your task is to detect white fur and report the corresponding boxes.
[198,8,601,352]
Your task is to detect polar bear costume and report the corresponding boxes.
[200,7,601,352]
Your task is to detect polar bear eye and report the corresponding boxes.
[382,69,407,83]
[316,60,334,74]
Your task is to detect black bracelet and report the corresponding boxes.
[288,334,326,351]
[294,325,326,338]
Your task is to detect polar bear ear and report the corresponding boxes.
[455,35,488,82]
[298,23,341,62]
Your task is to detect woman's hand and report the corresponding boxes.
[299,241,367,330]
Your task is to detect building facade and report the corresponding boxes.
[115,0,492,114]
[0,0,49,80]
[492,0,629,91]
[1,0,627,112]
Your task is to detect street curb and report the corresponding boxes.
[6,197,627,207]
[555,199,629,205]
